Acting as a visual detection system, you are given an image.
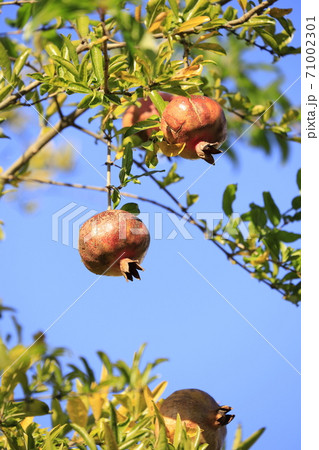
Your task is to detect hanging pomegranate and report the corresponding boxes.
[160,95,227,164]
[158,389,234,449]
[78,209,150,281]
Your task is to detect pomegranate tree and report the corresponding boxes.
[160,95,227,164]
[122,93,173,141]
[158,389,234,449]
[78,210,150,281]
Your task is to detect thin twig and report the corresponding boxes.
[0,0,37,5]
[0,175,182,216]
[0,80,41,111]
[225,0,278,28]
[0,108,86,182]
[227,29,276,56]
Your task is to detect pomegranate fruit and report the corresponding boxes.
[78,209,150,281]
[122,93,173,142]
[158,389,234,449]
[160,95,227,164]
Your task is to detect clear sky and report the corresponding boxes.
[0,1,301,449]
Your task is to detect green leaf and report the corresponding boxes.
[76,15,90,38]
[154,404,169,449]
[0,129,10,139]
[222,184,237,217]
[297,169,301,190]
[45,43,61,57]
[14,399,50,417]
[0,41,12,80]
[277,231,300,243]
[232,424,243,449]
[173,414,183,446]
[291,195,301,210]
[0,84,13,102]
[241,15,276,28]
[70,423,97,450]
[51,55,80,80]
[13,49,31,76]
[186,192,199,207]
[123,119,159,138]
[103,421,119,450]
[120,203,140,215]
[223,6,237,21]
[250,204,267,229]
[75,94,94,109]
[112,189,121,208]
[67,82,91,93]
[193,42,226,55]
[121,141,133,175]
[148,91,168,116]
[159,163,184,187]
[146,0,165,28]
[263,192,281,226]
[236,427,266,450]
[184,0,210,21]
[90,45,104,84]
[61,34,79,66]
[256,30,279,52]
[167,0,179,18]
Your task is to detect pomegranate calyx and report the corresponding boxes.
[120,258,144,282]
[195,142,223,165]
[213,405,235,427]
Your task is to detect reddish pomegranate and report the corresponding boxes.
[78,210,150,281]
[122,93,173,141]
[160,95,227,164]
[158,389,234,449]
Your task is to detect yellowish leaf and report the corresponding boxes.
[118,72,142,84]
[21,416,34,430]
[194,30,220,45]
[143,385,155,415]
[238,0,247,11]
[89,392,105,421]
[66,396,88,427]
[156,141,185,157]
[190,55,204,66]
[149,12,168,33]
[251,251,269,265]
[174,16,210,34]
[152,381,168,402]
[172,64,203,80]
[135,5,142,22]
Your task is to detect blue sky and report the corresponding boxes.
[0,1,301,448]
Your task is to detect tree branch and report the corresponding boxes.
[0,0,37,5]
[0,80,41,111]
[0,108,86,183]
[225,0,278,28]
[0,175,182,217]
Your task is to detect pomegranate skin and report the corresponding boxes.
[160,95,227,164]
[78,210,150,281]
[122,93,173,141]
[158,389,234,449]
